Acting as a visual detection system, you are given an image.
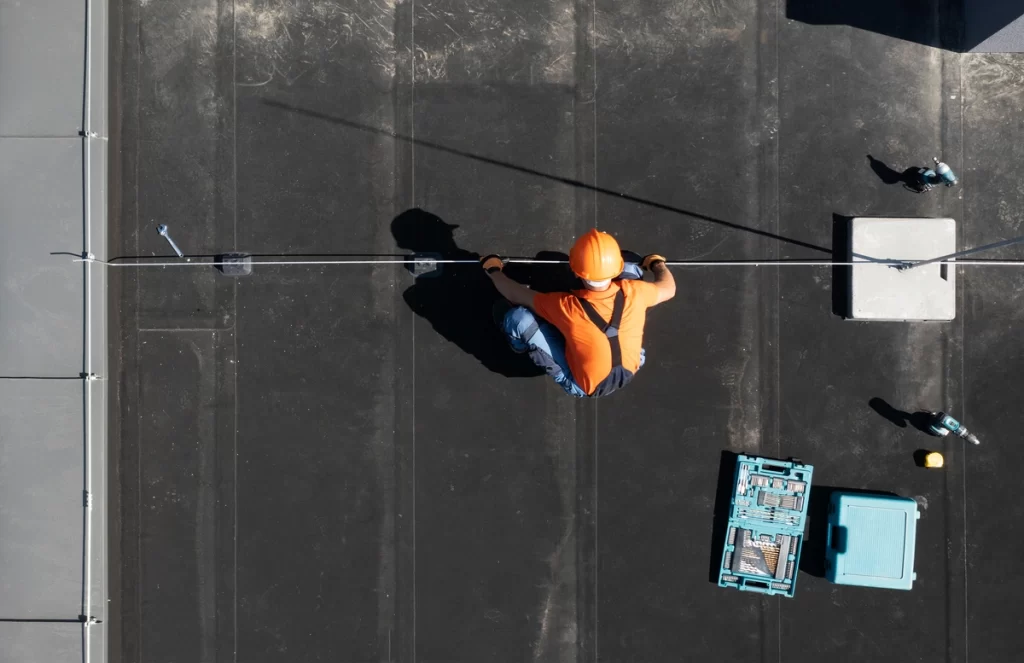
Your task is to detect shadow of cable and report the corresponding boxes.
[264,99,832,255]
[103,253,412,261]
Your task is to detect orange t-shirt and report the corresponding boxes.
[532,280,659,395]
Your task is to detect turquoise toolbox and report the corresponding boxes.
[718,455,814,598]
[825,492,919,590]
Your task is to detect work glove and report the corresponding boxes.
[481,254,505,274]
[641,254,667,270]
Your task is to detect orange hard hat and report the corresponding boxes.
[569,229,623,281]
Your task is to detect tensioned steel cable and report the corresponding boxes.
[76,256,1024,268]
[84,230,1024,269]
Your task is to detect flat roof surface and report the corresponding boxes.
[112,1,1023,661]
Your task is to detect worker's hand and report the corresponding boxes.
[641,254,667,271]
[481,254,505,274]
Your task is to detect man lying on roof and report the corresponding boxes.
[482,229,675,397]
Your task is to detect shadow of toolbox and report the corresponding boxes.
[717,455,814,598]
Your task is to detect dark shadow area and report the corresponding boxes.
[265,99,832,255]
[964,0,1024,51]
[708,451,739,583]
[787,0,964,50]
[503,251,579,294]
[801,485,899,577]
[867,155,904,185]
[831,214,901,317]
[867,155,926,190]
[391,208,544,378]
[790,0,1023,52]
[831,214,852,318]
[868,397,934,433]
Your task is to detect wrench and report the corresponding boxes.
[156,224,185,258]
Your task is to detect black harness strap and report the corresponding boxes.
[575,289,625,368]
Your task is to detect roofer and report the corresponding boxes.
[482,229,675,397]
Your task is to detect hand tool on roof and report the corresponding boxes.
[928,412,981,445]
[909,157,957,193]
[156,224,185,258]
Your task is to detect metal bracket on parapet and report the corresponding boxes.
[408,252,442,279]
[216,253,253,276]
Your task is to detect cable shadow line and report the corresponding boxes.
[0,376,83,380]
[263,99,832,255]
[0,618,84,624]
[101,253,417,263]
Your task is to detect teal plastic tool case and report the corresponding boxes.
[717,455,814,597]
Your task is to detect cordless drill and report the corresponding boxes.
[915,157,958,192]
[928,412,980,445]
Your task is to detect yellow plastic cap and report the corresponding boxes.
[924,451,944,468]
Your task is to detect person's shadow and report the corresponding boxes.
[868,397,933,433]
[866,155,927,192]
[392,208,575,378]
